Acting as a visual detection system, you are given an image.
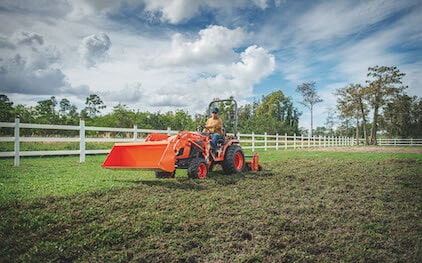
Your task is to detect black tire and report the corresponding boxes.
[222,145,245,174]
[155,171,175,178]
[188,158,208,179]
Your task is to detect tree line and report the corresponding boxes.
[0,92,301,136]
[1,65,421,142]
[335,66,422,144]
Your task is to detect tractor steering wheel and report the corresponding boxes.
[197,125,211,135]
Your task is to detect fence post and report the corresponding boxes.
[14,118,20,167]
[264,132,268,151]
[133,125,138,142]
[301,134,304,148]
[237,132,241,148]
[79,118,85,163]
[252,132,255,152]
[294,133,296,149]
[167,127,171,136]
[276,133,279,151]
[319,135,322,147]
[285,133,288,150]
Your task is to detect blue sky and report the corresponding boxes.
[0,0,421,132]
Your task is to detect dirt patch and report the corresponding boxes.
[303,146,422,154]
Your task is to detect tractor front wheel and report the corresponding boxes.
[222,145,245,174]
[188,158,208,179]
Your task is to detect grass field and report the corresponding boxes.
[0,148,421,262]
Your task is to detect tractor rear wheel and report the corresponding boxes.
[222,145,245,174]
[188,158,208,179]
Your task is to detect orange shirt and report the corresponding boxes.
[204,117,223,134]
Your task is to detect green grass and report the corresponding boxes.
[0,156,151,202]
[0,149,421,262]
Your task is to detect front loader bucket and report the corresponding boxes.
[102,141,176,172]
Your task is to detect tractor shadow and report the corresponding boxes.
[134,173,246,191]
[139,179,209,191]
[111,166,273,192]
[139,169,272,191]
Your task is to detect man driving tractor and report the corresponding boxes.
[203,107,223,154]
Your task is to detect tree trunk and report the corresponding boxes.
[310,105,313,137]
[362,117,369,145]
[371,105,379,145]
[359,100,369,145]
[355,118,360,145]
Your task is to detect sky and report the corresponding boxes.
[0,0,421,132]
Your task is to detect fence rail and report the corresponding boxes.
[237,132,353,151]
[377,138,422,146]
[1,118,420,166]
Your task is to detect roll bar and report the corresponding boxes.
[208,99,238,136]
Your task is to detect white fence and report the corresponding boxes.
[1,118,420,166]
[376,138,422,146]
[0,119,177,166]
[238,132,354,151]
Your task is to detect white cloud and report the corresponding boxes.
[156,25,246,67]
[231,45,275,84]
[64,25,275,115]
[78,32,112,67]
[194,45,275,99]
[143,0,202,24]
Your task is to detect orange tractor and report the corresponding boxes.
[102,99,259,179]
